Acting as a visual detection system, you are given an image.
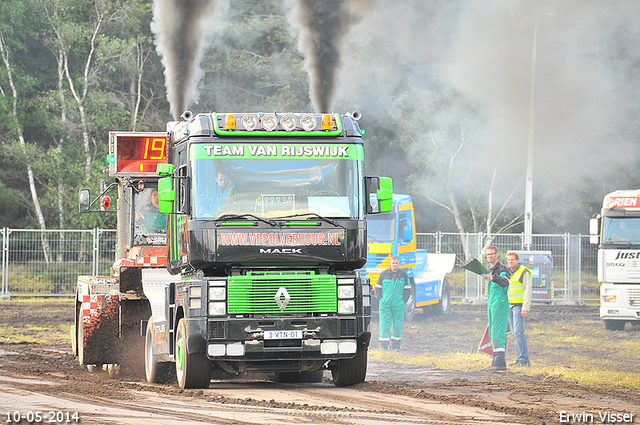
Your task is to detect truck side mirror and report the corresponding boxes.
[157,177,175,214]
[365,176,393,214]
[589,217,600,244]
[157,163,175,177]
[402,225,412,243]
[377,177,393,213]
[79,189,90,213]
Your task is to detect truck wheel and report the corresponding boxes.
[404,282,416,322]
[145,317,172,383]
[77,307,85,366]
[604,320,625,331]
[274,369,324,383]
[175,318,211,389]
[330,345,367,387]
[437,280,451,315]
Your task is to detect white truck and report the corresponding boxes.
[589,189,640,330]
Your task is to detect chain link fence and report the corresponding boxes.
[1,228,597,301]
[1,228,116,297]
[416,232,598,302]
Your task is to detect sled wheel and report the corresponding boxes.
[145,316,173,383]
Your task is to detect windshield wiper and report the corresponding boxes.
[279,212,346,229]
[606,240,640,248]
[217,213,278,227]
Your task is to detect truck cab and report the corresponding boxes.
[590,189,640,330]
[145,111,392,388]
[361,194,455,321]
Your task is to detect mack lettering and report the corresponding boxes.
[259,248,303,254]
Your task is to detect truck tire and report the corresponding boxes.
[145,317,173,383]
[76,306,85,366]
[274,369,324,383]
[175,318,211,389]
[404,281,416,322]
[435,280,451,315]
[604,320,625,331]
[330,345,367,387]
[77,310,98,373]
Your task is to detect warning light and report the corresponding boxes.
[101,196,111,210]
[225,114,237,129]
[321,114,333,130]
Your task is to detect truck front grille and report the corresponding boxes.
[209,321,225,339]
[339,319,356,337]
[227,271,337,314]
[627,288,640,305]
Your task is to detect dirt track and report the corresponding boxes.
[1,300,639,424]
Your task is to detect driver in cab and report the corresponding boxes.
[299,166,334,197]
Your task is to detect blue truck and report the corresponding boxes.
[362,194,455,320]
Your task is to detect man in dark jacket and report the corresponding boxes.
[483,245,511,371]
[378,255,409,351]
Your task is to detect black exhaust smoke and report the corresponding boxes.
[151,0,228,119]
[288,0,374,113]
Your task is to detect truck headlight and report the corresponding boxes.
[338,285,355,299]
[209,302,226,316]
[189,285,202,309]
[209,286,226,301]
[338,300,355,314]
[602,295,617,303]
[189,286,202,297]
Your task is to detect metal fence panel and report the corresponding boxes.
[415,232,599,302]
[0,228,598,300]
[1,228,116,297]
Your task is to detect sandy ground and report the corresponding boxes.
[0,300,638,424]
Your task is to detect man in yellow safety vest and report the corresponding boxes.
[506,251,532,367]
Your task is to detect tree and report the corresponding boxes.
[0,2,52,260]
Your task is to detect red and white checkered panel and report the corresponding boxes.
[135,256,167,266]
[82,294,103,324]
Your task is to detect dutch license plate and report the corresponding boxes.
[264,330,303,340]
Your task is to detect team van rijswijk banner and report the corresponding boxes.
[190,143,363,159]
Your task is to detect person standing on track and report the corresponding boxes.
[378,255,409,351]
[483,246,511,371]
[506,251,532,367]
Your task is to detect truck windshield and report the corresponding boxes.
[602,217,640,245]
[367,213,396,242]
[191,150,364,220]
[134,187,166,236]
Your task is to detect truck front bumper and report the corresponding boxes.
[202,316,368,361]
[600,306,640,321]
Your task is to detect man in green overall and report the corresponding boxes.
[378,256,409,351]
[483,246,511,371]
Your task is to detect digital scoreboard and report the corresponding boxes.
[109,132,167,176]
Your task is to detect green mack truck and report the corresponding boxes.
[145,111,392,388]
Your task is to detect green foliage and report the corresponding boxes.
[0,0,640,235]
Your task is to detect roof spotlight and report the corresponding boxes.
[300,114,317,131]
[280,113,297,131]
[262,113,278,131]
